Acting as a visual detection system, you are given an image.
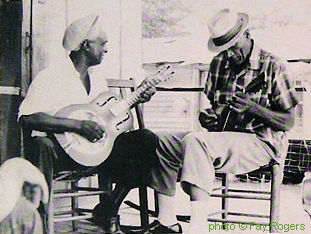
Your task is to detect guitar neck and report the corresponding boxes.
[110,77,161,116]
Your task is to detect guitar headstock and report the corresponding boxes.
[138,64,174,89]
[156,64,175,83]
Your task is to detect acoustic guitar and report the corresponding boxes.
[54,65,174,166]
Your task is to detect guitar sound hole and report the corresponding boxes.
[116,113,130,130]
[97,96,118,107]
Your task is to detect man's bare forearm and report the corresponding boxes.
[19,112,80,134]
[249,104,295,131]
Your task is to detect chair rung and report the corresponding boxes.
[208,210,227,217]
[211,194,270,200]
[74,186,106,192]
[54,210,74,216]
[54,190,106,199]
[54,214,92,222]
[53,189,74,194]
[124,200,158,217]
[77,208,93,213]
[213,186,224,191]
[176,210,226,223]
[228,189,270,194]
[228,212,269,218]
[207,218,268,226]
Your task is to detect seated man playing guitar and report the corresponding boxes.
[18,15,173,234]
[142,9,299,233]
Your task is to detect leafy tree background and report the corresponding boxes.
[142,0,192,38]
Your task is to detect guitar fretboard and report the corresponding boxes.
[109,76,162,116]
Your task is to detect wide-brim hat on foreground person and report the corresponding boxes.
[207,8,249,53]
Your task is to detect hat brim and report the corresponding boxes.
[208,13,249,53]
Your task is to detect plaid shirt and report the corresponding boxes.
[204,42,299,161]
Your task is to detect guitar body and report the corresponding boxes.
[55,91,133,167]
[54,64,174,166]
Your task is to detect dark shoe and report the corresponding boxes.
[92,202,124,234]
[92,213,124,234]
[143,220,182,233]
[102,215,124,234]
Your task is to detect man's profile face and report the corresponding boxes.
[225,34,249,67]
[85,31,108,66]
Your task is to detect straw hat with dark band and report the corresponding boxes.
[207,8,249,53]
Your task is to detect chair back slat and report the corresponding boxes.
[106,79,136,88]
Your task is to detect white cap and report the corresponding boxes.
[62,14,100,51]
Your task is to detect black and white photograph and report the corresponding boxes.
[1,0,311,233]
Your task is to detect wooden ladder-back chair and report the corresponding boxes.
[22,78,150,233]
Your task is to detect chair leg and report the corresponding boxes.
[139,185,149,229]
[98,172,113,202]
[154,190,159,217]
[71,181,79,232]
[221,174,229,229]
[49,184,54,234]
[269,164,283,233]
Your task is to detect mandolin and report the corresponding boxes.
[54,64,174,166]
[220,72,265,131]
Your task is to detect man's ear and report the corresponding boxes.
[244,30,251,39]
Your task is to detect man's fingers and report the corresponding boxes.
[140,93,151,101]
[230,106,242,113]
[158,64,171,71]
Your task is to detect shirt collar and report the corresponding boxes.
[61,56,95,83]
[248,42,261,70]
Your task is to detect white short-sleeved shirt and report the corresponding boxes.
[18,58,109,136]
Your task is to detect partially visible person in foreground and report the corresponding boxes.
[0,157,48,234]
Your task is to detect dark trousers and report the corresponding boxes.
[24,129,159,232]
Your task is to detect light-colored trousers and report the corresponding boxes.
[149,130,275,196]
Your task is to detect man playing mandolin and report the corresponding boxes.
[141,8,299,233]
[18,15,173,234]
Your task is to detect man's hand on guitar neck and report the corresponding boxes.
[137,63,174,104]
[77,120,105,143]
[137,82,156,103]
